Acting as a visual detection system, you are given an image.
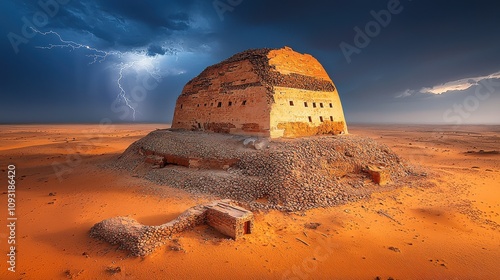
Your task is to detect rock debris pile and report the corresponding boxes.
[112,130,423,211]
[90,204,206,256]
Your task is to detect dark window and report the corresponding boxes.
[242,100,247,105]
[197,104,200,107]
[228,101,232,106]
[313,102,317,108]
[320,103,324,108]
[211,103,213,106]
[244,221,251,234]
[320,116,324,122]
[204,104,207,107]
[329,103,333,108]
[180,104,183,109]
[304,102,308,107]
[197,123,201,129]
[308,116,312,122]
[330,116,333,121]
[217,102,222,107]
[289,100,294,106]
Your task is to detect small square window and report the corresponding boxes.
[320,116,324,122]
[304,102,308,107]
[329,103,333,108]
[330,116,333,121]
[242,100,247,105]
[180,104,183,109]
[217,102,222,107]
[204,104,207,107]
[228,101,232,106]
[289,101,294,106]
[320,103,324,108]
[308,116,312,122]
[313,102,317,108]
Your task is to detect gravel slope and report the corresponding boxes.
[113,130,424,211]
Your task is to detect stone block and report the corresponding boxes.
[366,165,390,185]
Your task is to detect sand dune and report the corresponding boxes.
[0,124,499,279]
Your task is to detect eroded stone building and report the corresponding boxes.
[205,201,254,240]
[172,46,347,138]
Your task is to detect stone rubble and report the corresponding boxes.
[90,204,207,256]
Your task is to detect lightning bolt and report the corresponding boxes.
[30,28,162,120]
[117,61,137,119]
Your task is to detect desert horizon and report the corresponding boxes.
[1,123,499,279]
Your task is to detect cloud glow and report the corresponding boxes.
[396,71,500,98]
[419,71,500,95]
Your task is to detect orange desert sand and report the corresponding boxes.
[0,124,499,280]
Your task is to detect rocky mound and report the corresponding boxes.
[113,130,422,211]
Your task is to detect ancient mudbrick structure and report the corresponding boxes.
[205,201,254,240]
[172,46,348,138]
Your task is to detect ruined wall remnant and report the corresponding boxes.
[90,200,254,256]
[171,46,348,138]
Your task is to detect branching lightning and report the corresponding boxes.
[31,28,122,63]
[31,28,163,120]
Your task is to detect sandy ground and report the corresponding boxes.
[0,124,499,280]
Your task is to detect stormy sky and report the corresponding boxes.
[1,0,499,124]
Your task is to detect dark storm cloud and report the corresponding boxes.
[147,45,166,56]
[55,2,187,48]
[98,0,193,29]
[12,0,210,50]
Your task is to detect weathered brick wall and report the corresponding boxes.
[268,47,331,81]
[268,47,347,137]
[205,208,237,238]
[270,87,347,138]
[172,59,272,136]
[140,147,240,170]
[205,207,254,239]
